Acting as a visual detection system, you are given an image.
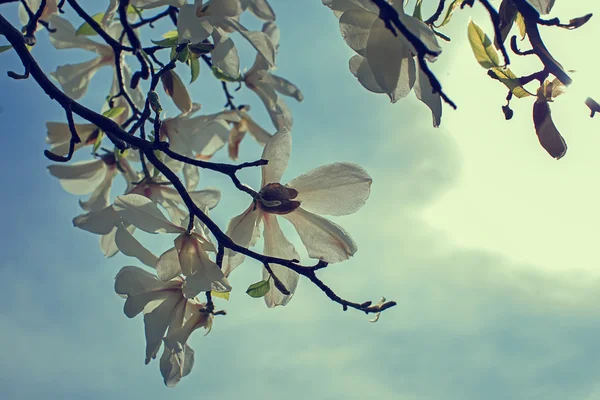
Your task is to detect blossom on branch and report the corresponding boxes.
[223,129,372,307]
[323,0,443,126]
[114,266,213,387]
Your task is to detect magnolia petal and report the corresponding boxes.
[263,74,304,102]
[245,114,272,145]
[191,120,230,158]
[287,162,372,216]
[212,37,241,79]
[339,8,377,56]
[46,122,97,153]
[48,15,104,52]
[223,18,276,67]
[79,167,117,212]
[261,21,280,49]
[390,56,416,102]
[283,208,357,263]
[160,342,194,387]
[48,159,106,195]
[114,194,183,234]
[133,0,186,9]
[246,0,275,21]
[115,224,159,268]
[115,266,169,297]
[222,204,261,275]
[156,247,182,281]
[349,54,385,94]
[262,214,300,307]
[73,206,119,235]
[525,0,555,15]
[396,6,442,60]
[183,255,231,298]
[261,128,291,185]
[178,4,213,44]
[183,164,200,191]
[414,66,442,128]
[323,0,378,15]
[143,292,183,364]
[189,188,221,210]
[101,227,120,258]
[52,57,107,100]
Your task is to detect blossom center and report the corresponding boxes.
[258,183,301,215]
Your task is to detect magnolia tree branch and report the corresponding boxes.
[0,9,395,316]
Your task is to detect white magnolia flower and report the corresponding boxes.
[48,153,137,212]
[115,266,213,387]
[18,0,58,26]
[226,105,272,160]
[223,129,372,307]
[244,22,303,130]
[114,194,231,298]
[324,0,443,126]
[48,15,143,103]
[159,108,241,161]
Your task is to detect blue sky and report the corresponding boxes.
[2,1,600,399]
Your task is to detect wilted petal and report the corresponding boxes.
[162,70,193,114]
[414,67,442,127]
[114,194,183,234]
[286,162,372,216]
[283,207,357,263]
[47,159,106,195]
[261,128,291,185]
[533,99,567,159]
[262,214,299,307]
[222,204,261,275]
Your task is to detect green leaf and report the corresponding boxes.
[176,45,189,63]
[0,45,12,54]
[127,4,141,14]
[467,20,501,69]
[102,106,126,119]
[92,130,105,154]
[412,0,423,21]
[190,56,200,84]
[211,291,230,301]
[170,46,177,61]
[162,29,178,39]
[76,13,105,36]
[151,36,179,47]
[488,67,531,98]
[436,0,462,28]
[212,66,242,83]
[246,280,270,298]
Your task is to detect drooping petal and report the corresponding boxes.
[339,8,377,56]
[143,293,184,364]
[222,204,262,275]
[160,342,195,387]
[115,224,159,268]
[73,205,119,235]
[47,159,106,195]
[101,227,120,257]
[533,99,567,159]
[349,54,385,94]
[48,15,105,52]
[51,57,108,100]
[161,70,193,114]
[261,128,291,185]
[525,0,555,15]
[182,253,232,298]
[114,194,184,234]
[245,114,272,145]
[262,214,299,307]
[183,164,200,191]
[79,167,117,212]
[283,208,357,263]
[246,0,275,21]
[223,18,276,67]
[46,122,98,156]
[414,66,442,127]
[286,162,372,216]
[262,74,304,102]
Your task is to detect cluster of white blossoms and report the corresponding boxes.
[21,0,376,386]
